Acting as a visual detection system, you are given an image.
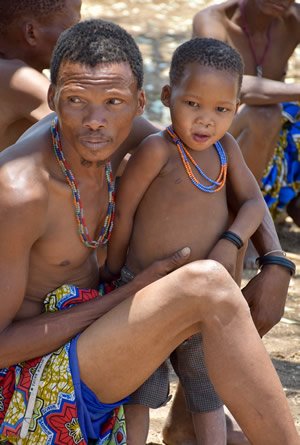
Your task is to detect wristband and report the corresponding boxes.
[256,255,296,276]
[263,249,286,257]
[220,231,244,249]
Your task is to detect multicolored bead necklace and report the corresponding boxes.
[166,126,227,193]
[51,117,115,248]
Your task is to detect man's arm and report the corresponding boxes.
[240,75,300,105]
[7,63,52,122]
[242,206,292,337]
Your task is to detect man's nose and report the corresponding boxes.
[83,106,108,130]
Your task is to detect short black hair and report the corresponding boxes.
[50,19,144,89]
[0,0,66,35]
[170,37,244,93]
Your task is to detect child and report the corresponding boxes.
[100,38,266,444]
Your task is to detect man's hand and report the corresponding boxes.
[242,265,291,337]
[133,247,191,289]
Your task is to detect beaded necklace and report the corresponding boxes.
[166,126,227,193]
[51,117,115,248]
[239,0,273,77]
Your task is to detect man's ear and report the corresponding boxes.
[136,89,146,116]
[161,85,171,107]
[47,84,56,111]
[22,19,40,47]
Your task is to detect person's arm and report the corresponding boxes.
[102,135,169,280]
[192,8,227,41]
[242,207,292,337]
[0,151,190,368]
[208,133,265,276]
[240,76,300,105]
[8,63,52,122]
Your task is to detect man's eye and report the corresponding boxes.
[108,98,123,105]
[69,97,82,104]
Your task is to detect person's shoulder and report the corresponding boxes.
[218,132,239,156]
[193,0,232,38]
[0,124,51,211]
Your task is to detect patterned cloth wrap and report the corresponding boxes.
[262,101,300,217]
[0,284,125,445]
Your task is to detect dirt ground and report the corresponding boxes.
[81,1,300,441]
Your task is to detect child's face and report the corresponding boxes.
[162,63,239,151]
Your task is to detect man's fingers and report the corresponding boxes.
[163,247,191,275]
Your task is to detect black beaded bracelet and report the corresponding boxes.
[256,255,296,276]
[220,231,244,249]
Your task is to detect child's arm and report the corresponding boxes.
[223,132,266,240]
[100,134,170,281]
[208,133,265,277]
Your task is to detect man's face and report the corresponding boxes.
[48,61,145,164]
[36,0,82,69]
[255,0,295,16]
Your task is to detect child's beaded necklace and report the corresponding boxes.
[166,126,227,193]
[51,117,115,248]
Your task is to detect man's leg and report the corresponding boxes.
[230,104,282,181]
[77,260,299,444]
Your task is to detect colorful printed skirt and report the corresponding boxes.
[262,101,300,217]
[0,284,126,445]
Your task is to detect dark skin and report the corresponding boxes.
[193,0,300,225]
[0,0,81,150]
[163,1,300,443]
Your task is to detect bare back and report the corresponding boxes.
[0,59,51,150]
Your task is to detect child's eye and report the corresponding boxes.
[217,106,228,113]
[186,101,199,108]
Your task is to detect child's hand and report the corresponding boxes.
[207,239,238,279]
[99,261,119,284]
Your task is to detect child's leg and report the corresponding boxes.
[170,333,226,445]
[192,407,226,445]
[125,360,170,444]
[124,404,150,445]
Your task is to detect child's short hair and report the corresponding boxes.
[170,37,244,93]
[50,19,144,89]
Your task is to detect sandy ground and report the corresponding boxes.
[81,1,300,440]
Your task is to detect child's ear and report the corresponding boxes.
[235,99,240,115]
[161,85,171,107]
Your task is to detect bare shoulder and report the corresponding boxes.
[193,0,234,39]
[133,131,172,166]
[0,58,50,120]
[0,130,51,235]
[218,132,240,159]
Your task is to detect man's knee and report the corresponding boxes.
[244,104,282,137]
[179,260,242,317]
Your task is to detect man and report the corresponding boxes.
[0,0,81,150]
[0,19,298,445]
[193,0,300,226]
